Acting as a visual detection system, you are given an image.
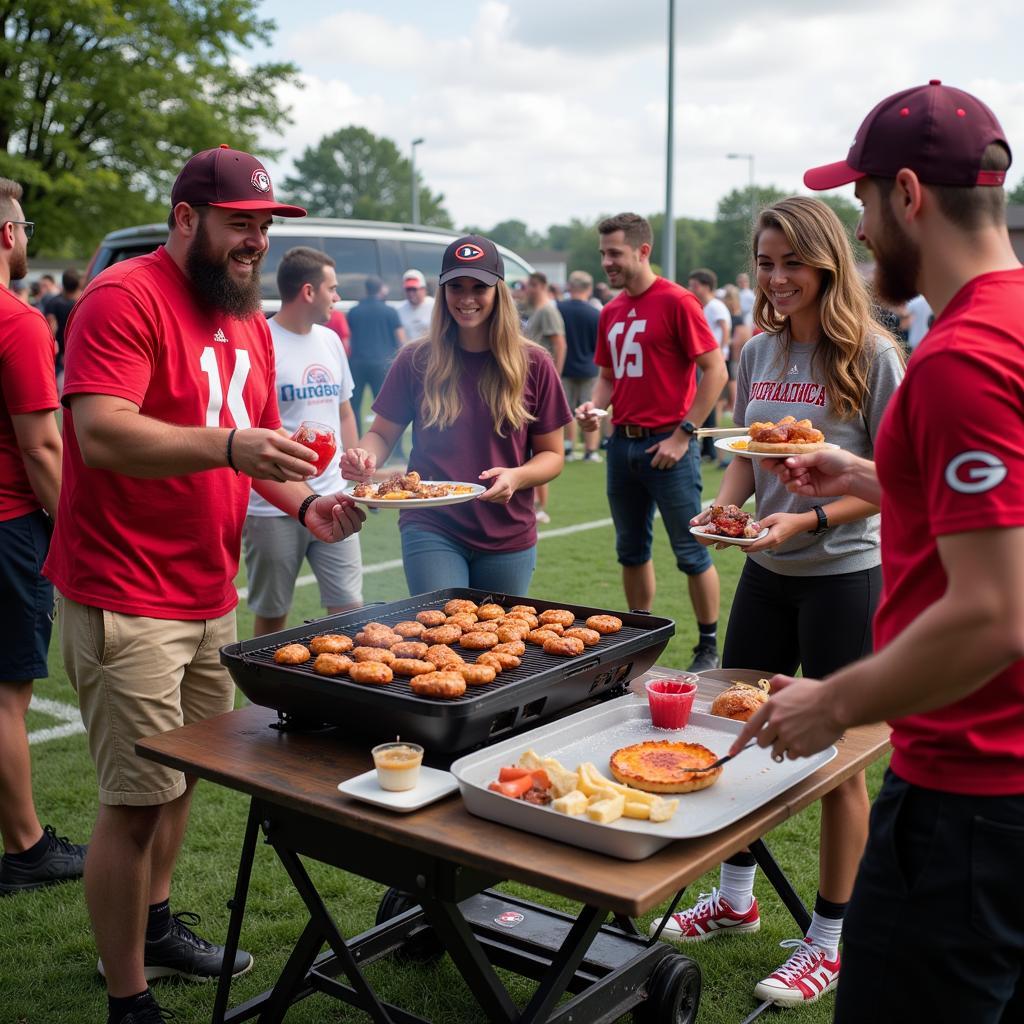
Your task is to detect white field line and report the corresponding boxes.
[28,696,85,745]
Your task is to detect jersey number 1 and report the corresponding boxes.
[200,347,252,429]
[608,320,646,378]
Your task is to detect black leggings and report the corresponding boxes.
[722,558,881,678]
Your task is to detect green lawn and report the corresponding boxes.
[2,456,887,1023]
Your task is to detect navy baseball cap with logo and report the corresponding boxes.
[804,80,1011,191]
[171,144,306,217]
[439,235,505,287]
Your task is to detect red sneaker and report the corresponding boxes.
[754,938,840,1005]
[648,888,760,943]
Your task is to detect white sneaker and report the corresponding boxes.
[582,451,603,463]
[753,938,840,1006]
[534,508,551,524]
[649,887,760,943]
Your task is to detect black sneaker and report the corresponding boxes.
[688,643,720,673]
[99,911,253,982]
[0,825,87,895]
[111,991,175,1024]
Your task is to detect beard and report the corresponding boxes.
[10,241,27,282]
[185,216,264,319]
[870,200,922,305]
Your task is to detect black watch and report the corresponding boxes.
[679,420,696,436]
[811,504,830,535]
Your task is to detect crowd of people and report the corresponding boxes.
[0,80,1021,1024]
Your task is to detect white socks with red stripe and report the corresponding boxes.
[807,911,842,959]
[719,862,757,913]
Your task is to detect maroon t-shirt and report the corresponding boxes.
[373,340,571,551]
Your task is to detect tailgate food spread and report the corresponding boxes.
[710,678,771,721]
[746,416,826,454]
[350,471,475,501]
[609,741,721,793]
[699,504,763,539]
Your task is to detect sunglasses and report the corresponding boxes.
[5,220,34,239]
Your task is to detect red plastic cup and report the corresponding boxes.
[645,675,699,730]
[291,420,337,478]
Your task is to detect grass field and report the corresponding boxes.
[3,455,887,1023]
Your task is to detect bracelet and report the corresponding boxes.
[297,494,317,527]
[226,428,239,474]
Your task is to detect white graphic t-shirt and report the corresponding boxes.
[397,296,435,342]
[247,319,355,517]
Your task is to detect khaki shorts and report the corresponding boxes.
[57,594,236,806]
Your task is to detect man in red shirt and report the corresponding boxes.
[45,147,365,1024]
[734,83,1024,1020]
[577,213,728,670]
[0,179,88,896]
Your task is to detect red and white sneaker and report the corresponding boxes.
[754,938,840,1006]
[648,888,760,943]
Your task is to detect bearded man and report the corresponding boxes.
[44,146,365,1024]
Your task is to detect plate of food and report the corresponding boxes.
[343,471,486,508]
[715,417,839,459]
[690,504,767,547]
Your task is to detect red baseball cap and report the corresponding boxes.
[171,145,306,217]
[804,80,1011,191]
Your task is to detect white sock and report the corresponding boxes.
[807,911,842,957]
[719,862,756,913]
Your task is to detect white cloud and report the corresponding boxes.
[258,1,1024,232]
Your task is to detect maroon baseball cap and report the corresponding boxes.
[439,235,505,287]
[804,80,1011,191]
[171,145,306,217]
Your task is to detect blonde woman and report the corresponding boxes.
[652,198,905,1007]
[340,236,571,594]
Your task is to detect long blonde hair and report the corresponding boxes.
[751,196,902,420]
[420,279,535,436]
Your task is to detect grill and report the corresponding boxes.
[221,588,674,753]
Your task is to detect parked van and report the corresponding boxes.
[86,219,534,313]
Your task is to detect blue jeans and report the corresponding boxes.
[401,527,538,597]
[605,431,712,575]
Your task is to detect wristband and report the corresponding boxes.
[811,504,830,535]
[297,494,317,527]
[226,428,239,474]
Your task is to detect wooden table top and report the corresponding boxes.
[138,697,890,918]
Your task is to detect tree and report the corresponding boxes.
[818,194,869,264]
[704,185,789,284]
[0,1,299,258]
[486,219,541,252]
[1008,178,1024,204]
[283,127,453,227]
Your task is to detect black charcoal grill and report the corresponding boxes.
[221,588,674,753]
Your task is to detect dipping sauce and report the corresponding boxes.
[372,742,424,792]
[645,676,699,730]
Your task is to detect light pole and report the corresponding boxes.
[411,137,424,224]
[727,152,756,227]
[663,0,676,282]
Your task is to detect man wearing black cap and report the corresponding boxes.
[44,146,365,1024]
[733,82,1024,1020]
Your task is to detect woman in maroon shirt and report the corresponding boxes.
[341,235,571,595]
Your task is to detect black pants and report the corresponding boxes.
[722,558,880,678]
[349,361,390,427]
[836,771,1024,1022]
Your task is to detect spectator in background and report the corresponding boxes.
[9,278,30,305]
[347,275,405,432]
[737,271,755,326]
[397,268,434,342]
[723,283,751,415]
[36,273,59,314]
[0,177,86,898]
[244,247,362,638]
[524,271,567,523]
[557,270,602,463]
[688,268,731,462]
[593,281,613,305]
[45,267,81,383]
[905,293,933,352]
[326,306,351,357]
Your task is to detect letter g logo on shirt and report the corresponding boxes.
[944,451,1008,494]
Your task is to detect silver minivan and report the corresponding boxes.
[86,218,534,313]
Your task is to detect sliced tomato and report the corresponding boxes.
[528,768,552,790]
[498,766,532,783]
[488,776,534,798]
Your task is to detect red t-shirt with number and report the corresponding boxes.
[594,277,718,427]
[874,269,1024,795]
[0,289,57,521]
[44,246,281,619]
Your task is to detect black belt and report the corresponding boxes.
[615,422,679,439]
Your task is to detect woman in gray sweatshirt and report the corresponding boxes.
[652,197,905,1007]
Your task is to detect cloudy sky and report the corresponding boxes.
[253,0,1022,232]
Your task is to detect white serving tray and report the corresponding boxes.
[450,696,836,861]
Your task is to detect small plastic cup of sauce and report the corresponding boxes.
[372,742,425,792]
[645,675,699,730]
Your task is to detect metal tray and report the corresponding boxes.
[450,696,836,861]
[220,589,673,754]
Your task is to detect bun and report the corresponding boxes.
[711,685,769,721]
[745,440,827,455]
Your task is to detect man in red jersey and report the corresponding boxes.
[45,146,365,1024]
[734,82,1024,1020]
[577,213,727,670]
[0,178,88,897]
